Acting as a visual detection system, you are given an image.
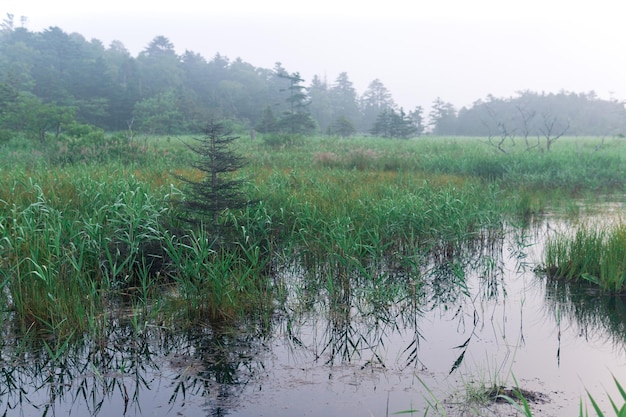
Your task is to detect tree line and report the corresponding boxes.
[0,17,420,139]
[1,14,625,141]
[431,91,626,138]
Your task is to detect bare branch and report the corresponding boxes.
[540,113,569,151]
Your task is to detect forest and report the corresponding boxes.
[1,14,626,141]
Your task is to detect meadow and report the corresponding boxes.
[1,133,625,338]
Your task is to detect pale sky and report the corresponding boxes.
[3,0,626,112]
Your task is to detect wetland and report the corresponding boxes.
[1,135,625,416]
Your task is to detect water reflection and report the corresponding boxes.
[0,319,270,416]
[543,278,626,358]
[1,219,625,416]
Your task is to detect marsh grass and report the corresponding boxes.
[544,223,626,292]
[1,134,625,338]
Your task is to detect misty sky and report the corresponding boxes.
[3,0,625,113]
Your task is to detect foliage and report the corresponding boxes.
[132,90,185,134]
[329,115,357,137]
[429,97,457,135]
[1,91,75,142]
[370,107,418,139]
[176,121,251,232]
[274,66,317,136]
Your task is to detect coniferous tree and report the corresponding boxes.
[330,72,360,129]
[370,108,417,139]
[360,78,395,131]
[275,68,316,136]
[256,105,278,133]
[177,121,251,234]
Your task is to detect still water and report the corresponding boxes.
[1,215,625,416]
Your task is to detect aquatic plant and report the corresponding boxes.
[544,224,626,292]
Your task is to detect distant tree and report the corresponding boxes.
[539,112,569,152]
[256,105,278,133]
[276,112,317,136]
[408,106,425,136]
[515,102,537,150]
[2,92,75,142]
[360,79,395,131]
[178,50,215,127]
[30,27,82,104]
[132,90,184,134]
[370,110,392,137]
[177,121,252,233]
[0,32,37,92]
[0,80,18,113]
[330,72,360,126]
[330,115,356,137]
[454,90,626,137]
[0,13,14,34]
[226,57,271,123]
[101,40,141,129]
[370,108,416,139]
[278,70,307,113]
[136,36,182,97]
[274,67,316,136]
[428,97,457,135]
[308,74,332,133]
[143,35,176,56]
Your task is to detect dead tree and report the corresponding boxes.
[539,113,569,152]
[483,105,516,153]
[515,104,537,151]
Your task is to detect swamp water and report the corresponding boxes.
[1,214,625,416]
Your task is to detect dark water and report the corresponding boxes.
[2,218,625,416]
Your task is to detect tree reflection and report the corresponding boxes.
[0,315,270,417]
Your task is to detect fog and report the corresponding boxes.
[4,0,625,112]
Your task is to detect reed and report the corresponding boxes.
[2,134,625,337]
[544,224,626,292]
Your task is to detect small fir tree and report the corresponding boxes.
[177,121,250,233]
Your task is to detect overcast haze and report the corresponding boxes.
[3,0,625,113]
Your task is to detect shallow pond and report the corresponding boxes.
[1,215,625,416]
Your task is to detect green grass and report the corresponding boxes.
[1,134,625,336]
[544,223,626,292]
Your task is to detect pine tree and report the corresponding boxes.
[177,121,251,233]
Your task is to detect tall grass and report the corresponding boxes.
[544,223,626,292]
[246,135,626,194]
[1,134,625,337]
